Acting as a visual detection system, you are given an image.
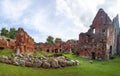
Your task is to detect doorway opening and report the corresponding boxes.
[55,49,58,53]
[109,46,112,59]
[91,52,96,59]
[47,49,50,52]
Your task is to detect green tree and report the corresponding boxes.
[9,28,17,39]
[0,28,9,37]
[46,36,54,45]
[67,39,76,42]
[55,38,62,43]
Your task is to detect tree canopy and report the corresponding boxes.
[46,36,54,45]
[55,38,62,43]
[9,28,17,39]
[0,27,17,39]
[1,28,9,37]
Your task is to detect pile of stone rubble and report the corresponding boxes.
[0,54,80,69]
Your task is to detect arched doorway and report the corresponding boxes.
[91,52,96,59]
[47,49,50,52]
[109,46,112,59]
[60,49,62,52]
[55,49,58,53]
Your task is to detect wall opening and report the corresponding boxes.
[109,46,112,59]
[47,49,50,52]
[60,49,62,52]
[91,52,96,59]
[55,49,58,53]
[93,28,95,34]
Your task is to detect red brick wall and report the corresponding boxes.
[16,28,35,53]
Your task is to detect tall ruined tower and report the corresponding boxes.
[78,8,119,60]
[113,15,120,54]
[16,28,35,54]
[90,8,112,34]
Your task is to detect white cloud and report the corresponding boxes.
[55,0,105,32]
[1,0,120,43]
[104,0,120,19]
[22,9,48,32]
[0,0,32,21]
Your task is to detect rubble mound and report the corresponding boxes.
[0,54,80,69]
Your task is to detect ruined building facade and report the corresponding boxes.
[35,8,120,60]
[78,8,120,60]
[1,8,120,60]
[0,36,15,50]
[16,28,35,53]
[35,40,78,53]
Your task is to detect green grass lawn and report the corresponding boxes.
[0,50,120,76]
[0,49,15,56]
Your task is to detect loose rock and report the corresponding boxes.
[42,61,51,69]
[58,59,66,67]
[51,59,59,68]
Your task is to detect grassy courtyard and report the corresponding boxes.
[0,49,120,76]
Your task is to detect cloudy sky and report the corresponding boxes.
[0,0,120,42]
